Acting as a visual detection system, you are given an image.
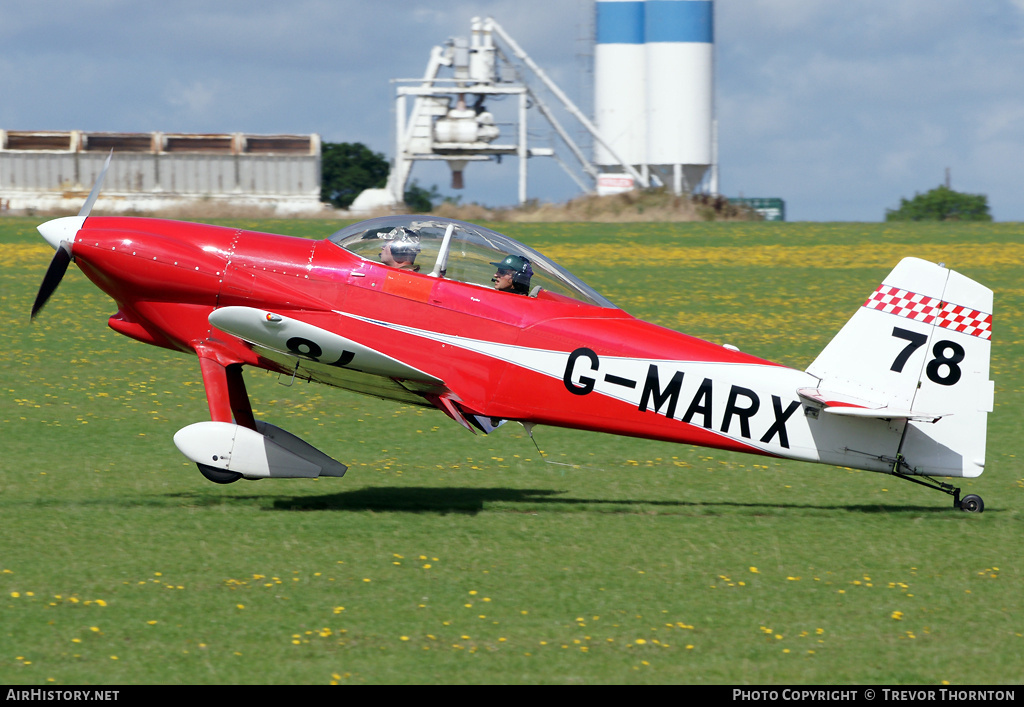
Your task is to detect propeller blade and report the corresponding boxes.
[31,242,73,319]
[31,152,112,319]
[78,149,113,218]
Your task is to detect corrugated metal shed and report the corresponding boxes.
[0,130,323,215]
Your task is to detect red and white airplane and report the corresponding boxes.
[32,158,994,511]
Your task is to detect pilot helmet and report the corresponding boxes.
[382,226,421,262]
[490,254,533,292]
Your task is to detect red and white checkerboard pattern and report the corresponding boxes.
[864,286,992,340]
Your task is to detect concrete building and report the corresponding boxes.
[0,129,323,215]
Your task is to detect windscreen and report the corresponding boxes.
[328,216,616,308]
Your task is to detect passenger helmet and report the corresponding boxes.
[382,227,421,262]
[490,254,533,293]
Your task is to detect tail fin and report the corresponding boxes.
[806,258,993,478]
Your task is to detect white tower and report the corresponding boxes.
[594,0,714,195]
[594,0,647,168]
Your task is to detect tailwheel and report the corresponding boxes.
[197,463,242,485]
[889,455,983,512]
[959,494,984,513]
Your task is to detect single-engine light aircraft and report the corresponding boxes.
[31,158,994,511]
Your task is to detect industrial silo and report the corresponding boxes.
[594,0,714,194]
[645,0,713,193]
[593,0,647,170]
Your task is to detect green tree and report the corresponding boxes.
[885,185,992,222]
[320,142,441,212]
[403,180,441,213]
[320,142,389,209]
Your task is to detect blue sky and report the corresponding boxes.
[3,1,1024,221]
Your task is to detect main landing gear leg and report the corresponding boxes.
[890,455,984,513]
[176,346,349,484]
[197,355,256,430]
[194,350,255,484]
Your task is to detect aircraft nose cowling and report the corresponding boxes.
[38,216,86,251]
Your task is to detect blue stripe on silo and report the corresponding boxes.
[645,0,713,43]
[595,1,645,44]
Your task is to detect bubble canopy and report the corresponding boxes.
[327,216,616,309]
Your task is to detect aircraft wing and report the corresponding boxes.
[209,306,448,404]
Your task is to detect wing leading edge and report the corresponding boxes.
[208,306,448,404]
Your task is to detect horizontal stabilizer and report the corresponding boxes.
[821,406,943,423]
[797,387,945,423]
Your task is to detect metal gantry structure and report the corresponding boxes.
[384,17,648,208]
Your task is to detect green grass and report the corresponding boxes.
[2,217,1023,684]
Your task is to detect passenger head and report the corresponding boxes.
[490,254,533,294]
[380,227,421,268]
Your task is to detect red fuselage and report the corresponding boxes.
[72,217,792,456]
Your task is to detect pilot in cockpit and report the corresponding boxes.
[491,254,533,295]
[379,227,421,271]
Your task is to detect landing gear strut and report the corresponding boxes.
[890,455,984,513]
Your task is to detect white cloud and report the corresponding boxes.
[163,80,219,119]
[3,1,1024,218]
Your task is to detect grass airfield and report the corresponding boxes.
[2,216,1022,685]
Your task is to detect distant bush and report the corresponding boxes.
[886,185,992,222]
[428,188,764,223]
